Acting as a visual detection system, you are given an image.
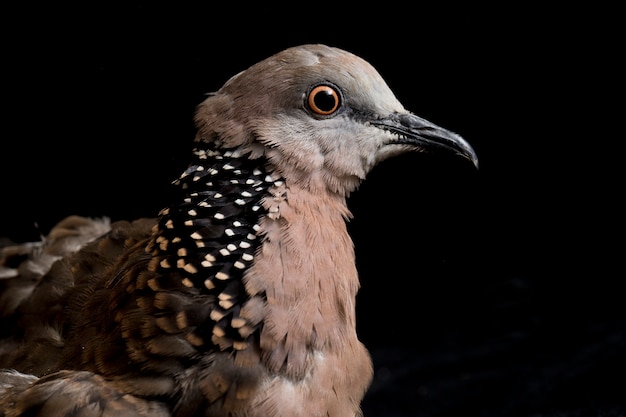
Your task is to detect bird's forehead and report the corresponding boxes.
[222,44,405,114]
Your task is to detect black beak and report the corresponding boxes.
[372,112,479,169]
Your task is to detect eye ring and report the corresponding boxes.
[306,84,342,116]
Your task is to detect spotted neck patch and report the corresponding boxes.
[144,147,280,348]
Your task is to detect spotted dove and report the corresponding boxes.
[0,44,478,417]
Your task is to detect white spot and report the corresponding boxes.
[233,341,247,350]
[264,175,274,182]
[234,261,245,269]
[213,326,226,337]
[184,220,193,226]
[209,168,219,175]
[172,237,181,243]
[199,201,210,207]
[205,254,216,262]
[247,233,257,240]
[188,209,197,216]
[214,193,223,199]
[214,213,225,220]
[230,179,239,184]
[253,224,261,231]
[219,248,230,256]
[196,241,206,248]
[253,169,262,175]
[233,170,242,175]
[242,253,254,261]
[196,166,205,171]
[223,163,234,170]
[252,205,260,211]
[177,248,187,256]
[241,191,252,197]
[235,199,245,205]
[240,241,251,249]
[210,309,225,321]
[219,299,234,309]
[246,179,255,185]
[165,220,174,229]
[205,279,215,289]
[227,244,237,251]
[274,180,284,187]
[191,232,203,239]
[201,260,213,267]
[216,272,229,280]
[161,208,170,215]
[184,263,198,274]
[225,228,234,236]
[182,277,194,287]
[231,318,246,328]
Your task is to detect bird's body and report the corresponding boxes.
[0,44,477,416]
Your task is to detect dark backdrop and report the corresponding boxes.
[1,4,623,416]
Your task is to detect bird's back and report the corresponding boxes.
[0,216,155,375]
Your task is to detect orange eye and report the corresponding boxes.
[307,84,341,116]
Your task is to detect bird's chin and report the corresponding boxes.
[375,143,426,165]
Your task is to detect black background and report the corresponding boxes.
[1,4,623,416]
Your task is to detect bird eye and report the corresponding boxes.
[307,84,341,116]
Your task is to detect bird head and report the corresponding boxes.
[194,44,478,196]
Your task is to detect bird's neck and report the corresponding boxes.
[146,145,361,376]
[149,146,275,297]
[246,182,362,376]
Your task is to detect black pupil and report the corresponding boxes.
[314,89,336,112]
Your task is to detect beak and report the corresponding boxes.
[371,112,479,169]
